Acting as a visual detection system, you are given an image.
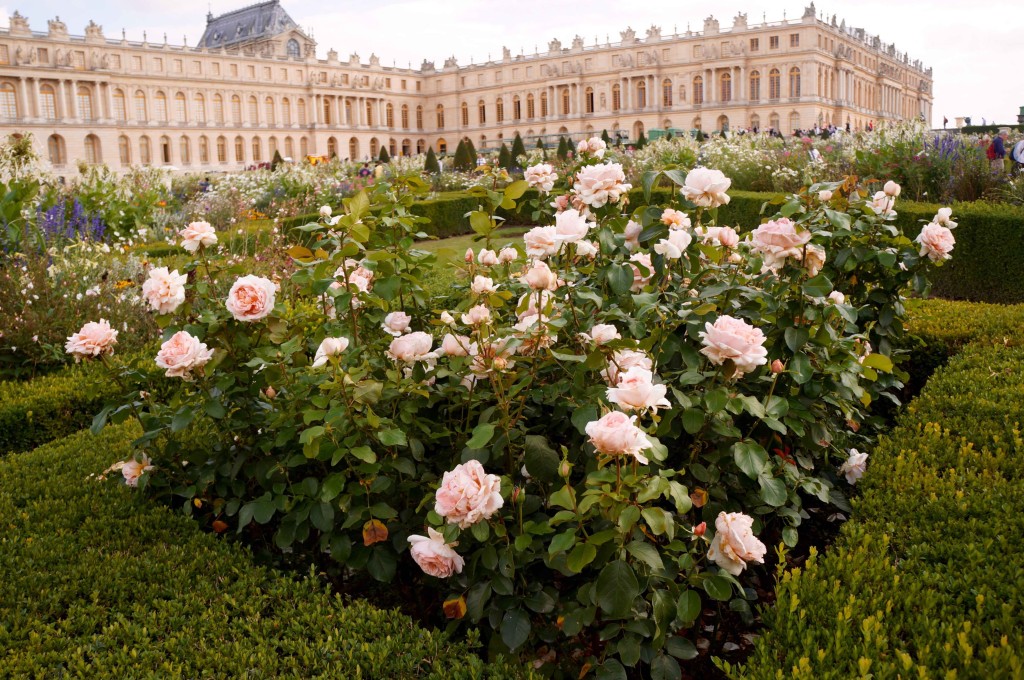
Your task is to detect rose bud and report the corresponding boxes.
[465,248,475,263]
[693,521,707,538]
[264,385,277,399]
[771,359,785,374]
[559,460,572,478]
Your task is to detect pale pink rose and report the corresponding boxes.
[653,229,692,259]
[680,167,732,208]
[606,366,671,413]
[498,246,518,263]
[750,218,812,271]
[661,208,691,230]
[440,333,471,356]
[581,323,621,345]
[465,248,475,263]
[576,240,599,258]
[513,311,554,338]
[694,226,725,245]
[434,460,504,528]
[319,205,332,218]
[408,527,465,578]
[155,330,214,379]
[576,139,589,156]
[523,225,560,259]
[121,455,155,488]
[335,261,375,298]
[387,331,436,363]
[141,267,187,314]
[312,337,350,367]
[477,249,499,266]
[916,223,955,262]
[225,275,276,322]
[578,136,607,158]
[585,411,652,465]
[870,191,897,218]
[699,315,768,376]
[470,275,498,296]
[382,311,412,336]
[883,180,901,197]
[65,319,118,360]
[717,227,739,248]
[838,448,869,484]
[573,163,632,208]
[554,208,591,244]
[934,207,957,229]
[550,194,571,213]
[440,311,456,325]
[804,244,826,277]
[461,304,492,326]
[828,291,845,305]
[818,189,833,202]
[469,337,517,377]
[707,511,767,576]
[603,349,652,385]
[517,290,555,322]
[624,220,642,251]
[179,221,218,252]
[520,260,560,291]
[524,163,558,193]
[629,252,654,291]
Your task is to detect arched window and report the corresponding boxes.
[216,136,227,163]
[460,102,469,126]
[389,138,396,157]
[526,94,535,119]
[300,137,308,157]
[769,112,780,131]
[0,83,17,119]
[281,98,291,125]
[612,85,621,111]
[437,138,447,154]
[83,134,100,164]
[789,111,800,133]
[199,136,209,163]
[402,138,411,155]
[118,135,131,165]
[717,115,729,133]
[749,71,761,102]
[636,80,646,108]
[284,136,294,158]
[478,100,486,124]
[692,117,702,131]
[193,93,206,123]
[234,135,245,162]
[416,105,424,130]
[41,85,57,119]
[327,136,338,158]
[268,136,278,157]
[154,92,168,121]
[436,104,445,129]
[179,136,191,165]
[345,137,356,159]
[561,88,570,115]
[720,73,732,102]
[160,135,171,164]
[750,114,761,131]
[174,92,187,122]
[77,86,95,121]
[322,97,331,125]
[248,96,259,124]
[386,102,395,128]
[265,97,275,125]
[139,136,152,165]
[769,69,781,100]
[213,94,224,123]
[401,104,409,129]
[231,95,242,124]
[297,98,307,125]
[693,77,704,105]
[511,95,520,120]
[789,67,801,98]
[416,139,425,154]
[662,78,672,107]
[251,137,262,162]
[496,98,504,122]
[286,39,301,59]
[585,87,594,113]
[112,89,126,121]
[540,91,548,117]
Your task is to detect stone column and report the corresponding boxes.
[16,77,27,121]
[105,82,114,121]
[30,77,39,119]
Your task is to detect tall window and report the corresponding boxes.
[612,85,621,111]
[769,69,782,99]
[175,92,187,122]
[216,136,227,163]
[113,89,126,121]
[561,88,570,115]
[636,80,646,108]
[41,85,57,119]
[213,94,224,123]
[662,79,672,107]
[540,92,548,117]
[496,98,504,122]
[248,96,259,124]
[193,93,205,123]
[461,102,469,126]
[789,67,801,98]
[585,87,594,113]
[282,98,291,125]
[285,137,293,158]
[298,99,307,125]
[0,83,17,118]
[139,136,151,165]
[416,105,424,130]
[265,97,275,125]
[231,96,242,124]
[401,104,409,129]
[513,95,521,120]
[769,113,780,131]
[436,104,445,129]
[365,100,373,126]
[77,86,94,120]
[387,103,395,128]
[268,136,277,157]
[720,73,732,102]
[234,136,244,162]
[154,92,168,121]
[160,136,171,164]
[527,94,535,119]
[199,136,209,163]
[478,101,486,124]
[749,71,761,101]
[252,137,262,162]
[300,137,308,157]
[179,136,191,164]
[693,77,704,105]
[286,39,300,58]
[118,135,131,165]
[83,135,100,164]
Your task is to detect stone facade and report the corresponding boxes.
[0,2,933,173]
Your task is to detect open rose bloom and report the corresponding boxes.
[707,512,767,576]
[408,528,465,578]
[699,315,768,376]
[434,460,504,528]
[179,221,218,252]
[65,319,118,361]
[142,267,187,314]
[226,275,277,322]
[155,331,214,380]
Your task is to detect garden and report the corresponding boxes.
[2,123,1024,679]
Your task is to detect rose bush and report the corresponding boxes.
[90,146,953,677]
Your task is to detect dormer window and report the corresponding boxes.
[287,39,300,58]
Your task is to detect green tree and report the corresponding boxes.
[535,137,547,160]
[453,139,474,171]
[498,143,512,170]
[601,129,612,146]
[465,138,479,167]
[378,145,390,163]
[510,133,526,167]
[635,130,647,149]
[271,149,284,171]
[424,146,440,174]
[556,136,569,160]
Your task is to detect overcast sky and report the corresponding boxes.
[4,0,1021,127]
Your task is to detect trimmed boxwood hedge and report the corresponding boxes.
[0,423,529,678]
[729,329,1024,677]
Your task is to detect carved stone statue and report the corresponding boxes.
[619,27,636,44]
[703,16,720,35]
[571,35,584,51]
[9,11,31,36]
[645,25,662,41]
[48,16,68,38]
[502,46,511,61]
[421,59,435,73]
[369,53,380,67]
[803,3,816,19]
[443,55,458,69]
[733,13,748,30]
[348,52,360,66]
[15,46,24,65]
[85,20,104,40]
[100,53,109,69]
[547,38,561,54]
[89,52,100,69]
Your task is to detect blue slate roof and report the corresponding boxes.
[199,1,299,50]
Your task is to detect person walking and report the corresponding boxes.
[989,128,1009,174]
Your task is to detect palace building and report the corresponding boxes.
[0,1,933,173]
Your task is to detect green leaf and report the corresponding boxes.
[606,263,635,295]
[503,179,529,201]
[566,543,598,573]
[641,507,673,537]
[595,659,627,680]
[310,501,335,532]
[703,573,732,601]
[790,352,813,384]
[861,353,894,373]
[676,589,702,625]
[90,405,114,435]
[572,405,599,435]
[665,637,699,660]
[548,529,576,555]
[469,210,493,235]
[500,609,531,650]
[299,425,325,445]
[682,408,704,434]
[524,435,560,482]
[626,541,663,570]
[733,441,768,479]
[170,407,196,433]
[349,446,377,464]
[641,170,661,202]
[802,273,834,298]
[651,653,683,680]
[377,428,407,447]
[466,422,495,449]
[759,475,789,507]
[321,474,345,502]
[597,560,639,619]
[784,327,809,352]
[365,548,397,582]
